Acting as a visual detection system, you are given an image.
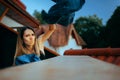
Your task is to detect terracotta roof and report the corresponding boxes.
[35,24,86,48]
[64,48,120,66]
[67,24,86,46]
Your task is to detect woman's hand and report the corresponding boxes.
[38,24,56,44]
[49,24,56,31]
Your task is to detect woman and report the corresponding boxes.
[14,24,56,65]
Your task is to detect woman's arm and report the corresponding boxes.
[38,24,56,43]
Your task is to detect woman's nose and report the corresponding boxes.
[30,36,34,40]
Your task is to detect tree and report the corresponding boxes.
[105,6,120,47]
[74,15,105,48]
[33,10,47,24]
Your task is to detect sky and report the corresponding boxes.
[21,0,120,25]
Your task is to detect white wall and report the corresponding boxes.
[44,35,82,55]
[1,16,23,27]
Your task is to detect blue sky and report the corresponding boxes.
[21,0,120,25]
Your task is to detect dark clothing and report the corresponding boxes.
[42,0,85,26]
[40,53,46,60]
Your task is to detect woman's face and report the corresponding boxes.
[23,29,35,47]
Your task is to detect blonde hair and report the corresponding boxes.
[15,26,40,57]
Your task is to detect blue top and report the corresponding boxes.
[15,53,41,65]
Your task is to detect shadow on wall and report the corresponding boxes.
[0,23,17,69]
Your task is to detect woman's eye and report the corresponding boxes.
[25,35,29,37]
[32,34,35,36]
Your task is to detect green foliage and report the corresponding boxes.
[33,10,47,24]
[74,15,103,35]
[105,6,120,47]
[74,15,105,48]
